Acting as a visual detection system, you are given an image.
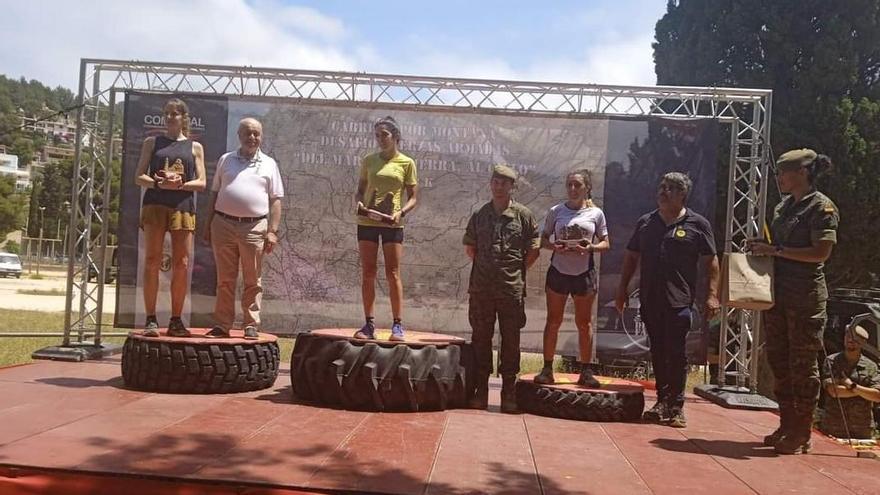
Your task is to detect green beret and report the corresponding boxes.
[492,164,518,181]
[777,148,817,169]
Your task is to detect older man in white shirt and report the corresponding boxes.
[205,117,284,339]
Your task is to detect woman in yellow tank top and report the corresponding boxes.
[353,116,419,341]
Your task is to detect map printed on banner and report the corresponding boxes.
[118,92,718,358]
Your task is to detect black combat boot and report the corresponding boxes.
[764,402,793,447]
[533,366,555,385]
[775,409,813,455]
[500,374,519,414]
[468,375,489,410]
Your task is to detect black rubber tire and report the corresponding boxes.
[516,380,644,422]
[121,336,280,394]
[290,332,469,411]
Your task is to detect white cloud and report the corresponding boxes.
[378,35,656,87]
[251,1,348,41]
[528,34,658,86]
[1,0,357,90]
[0,0,657,93]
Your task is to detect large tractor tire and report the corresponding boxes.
[121,328,280,394]
[291,328,471,412]
[516,373,645,422]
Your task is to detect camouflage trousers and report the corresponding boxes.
[468,293,526,378]
[821,397,876,439]
[763,301,825,420]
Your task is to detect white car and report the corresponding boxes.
[0,252,22,278]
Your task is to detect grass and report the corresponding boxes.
[16,288,66,296]
[27,274,46,280]
[0,308,298,369]
[0,309,80,367]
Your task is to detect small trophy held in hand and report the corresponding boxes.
[358,190,396,225]
[560,225,589,250]
[154,168,180,183]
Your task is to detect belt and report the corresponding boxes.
[215,211,267,222]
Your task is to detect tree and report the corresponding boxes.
[654,0,880,287]
[3,240,20,254]
[30,159,73,240]
[0,176,25,240]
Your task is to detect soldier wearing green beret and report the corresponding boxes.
[820,325,880,439]
[749,148,839,454]
[463,164,541,413]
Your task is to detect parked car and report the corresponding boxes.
[0,252,22,278]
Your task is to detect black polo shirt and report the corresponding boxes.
[626,209,716,309]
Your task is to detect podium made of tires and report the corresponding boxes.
[517,373,645,422]
[120,327,645,422]
[121,328,281,394]
[290,328,473,412]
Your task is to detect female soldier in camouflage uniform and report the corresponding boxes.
[749,149,838,455]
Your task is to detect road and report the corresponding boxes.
[0,266,116,312]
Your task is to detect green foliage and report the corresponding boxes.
[0,175,26,239]
[0,74,75,161]
[4,240,20,254]
[28,159,72,239]
[654,0,880,286]
[0,75,75,116]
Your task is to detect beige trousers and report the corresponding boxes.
[211,215,267,329]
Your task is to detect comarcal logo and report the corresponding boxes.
[143,114,207,132]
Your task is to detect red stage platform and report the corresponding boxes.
[0,359,877,495]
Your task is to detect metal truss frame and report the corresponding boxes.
[51,59,771,393]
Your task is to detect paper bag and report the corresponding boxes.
[722,252,774,310]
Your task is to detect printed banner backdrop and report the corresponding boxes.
[117,92,718,360]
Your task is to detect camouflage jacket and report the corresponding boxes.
[463,201,540,298]
[771,189,838,307]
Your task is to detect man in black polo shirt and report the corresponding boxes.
[615,172,720,427]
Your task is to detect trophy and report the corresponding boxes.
[558,225,590,249]
[154,168,180,183]
[357,189,396,224]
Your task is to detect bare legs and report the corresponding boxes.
[382,241,404,320]
[169,230,192,318]
[142,225,191,320]
[541,288,597,363]
[358,240,404,321]
[142,223,167,317]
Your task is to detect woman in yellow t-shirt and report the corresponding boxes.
[353,116,419,341]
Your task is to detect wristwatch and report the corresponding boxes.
[773,244,784,256]
[848,380,858,391]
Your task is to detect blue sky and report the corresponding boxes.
[2,0,667,91]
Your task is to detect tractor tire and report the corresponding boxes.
[290,329,470,411]
[121,329,280,394]
[516,373,644,422]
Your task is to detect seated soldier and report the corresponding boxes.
[820,325,880,439]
